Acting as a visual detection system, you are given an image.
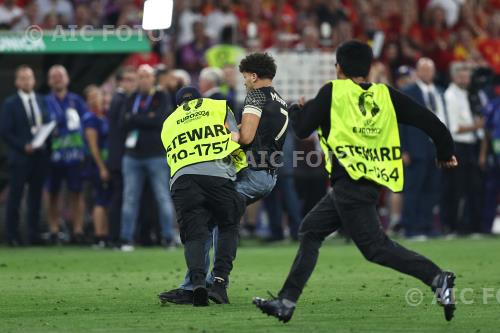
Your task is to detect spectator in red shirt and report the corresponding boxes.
[0,0,23,29]
[124,38,161,69]
[12,0,38,31]
[422,5,455,75]
[477,11,500,73]
[205,0,238,43]
[74,3,91,27]
[453,27,481,62]
[271,0,297,33]
[241,0,274,49]
[40,11,59,30]
[330,17,353,50]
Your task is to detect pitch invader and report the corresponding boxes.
[159,53,290,305]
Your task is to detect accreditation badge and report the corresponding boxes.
[66,108,81,131]
[125,130,139,148]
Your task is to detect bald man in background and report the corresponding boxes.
[199,67,225,100]
[45,65,89,245]
[399,58,448,239]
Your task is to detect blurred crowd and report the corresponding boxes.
[380,59,500,240]
[0,62,313,248]
[0,0,499,247]
[0,0,499,79]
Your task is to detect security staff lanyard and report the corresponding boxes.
[126,91,154,148]
[132,92,153,115]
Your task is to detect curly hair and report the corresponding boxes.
[239,53,277,80]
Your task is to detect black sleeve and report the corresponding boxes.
[243,89,267,111]
[108,93,124,125]
[119,95,133,132]
[0,99,27,152]
[388,85,455,160]
[289,82,332,139]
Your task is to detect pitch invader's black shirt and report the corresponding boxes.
[242,86,288,169]
[289,81,455,183]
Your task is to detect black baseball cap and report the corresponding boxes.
[175,86,201,106]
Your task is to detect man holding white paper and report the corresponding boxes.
[0,65,51,246]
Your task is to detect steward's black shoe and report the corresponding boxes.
[208,277,230,304]
[432,271,456,321]
[253,293,295,323]
[193,286,209,307]
[158,288,193,305]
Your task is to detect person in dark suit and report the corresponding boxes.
[0,65,50,246]
[400,58,448,238]
[119,65,175,251]
[106,67,137,246]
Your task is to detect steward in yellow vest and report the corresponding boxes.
[160,87,245,306]
[320,79,404,192]
[161,95,244,179]
[253,40,459,323]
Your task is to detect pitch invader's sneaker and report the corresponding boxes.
[432,271,456,321]
[253,293,295,323]
[193,286,209,307]
[158,288,193,305]
[208,277,230,304]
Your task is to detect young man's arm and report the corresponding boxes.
[239,89,265,145]
[239,113,259,145]
[389,86,456,164]
[289,82,331,139]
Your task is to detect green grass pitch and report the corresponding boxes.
[1,238,499,333]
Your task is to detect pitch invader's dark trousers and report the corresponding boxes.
[279,177,442,303]
[171,175,245,287]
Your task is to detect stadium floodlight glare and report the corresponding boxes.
[142,0,173,30]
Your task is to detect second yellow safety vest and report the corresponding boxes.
[318,79,404,192]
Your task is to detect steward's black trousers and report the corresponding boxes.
[279,177,442,303]
[171,175,245,287]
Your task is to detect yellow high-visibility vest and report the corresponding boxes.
[161,98,245,177]
[318,79,404,191]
